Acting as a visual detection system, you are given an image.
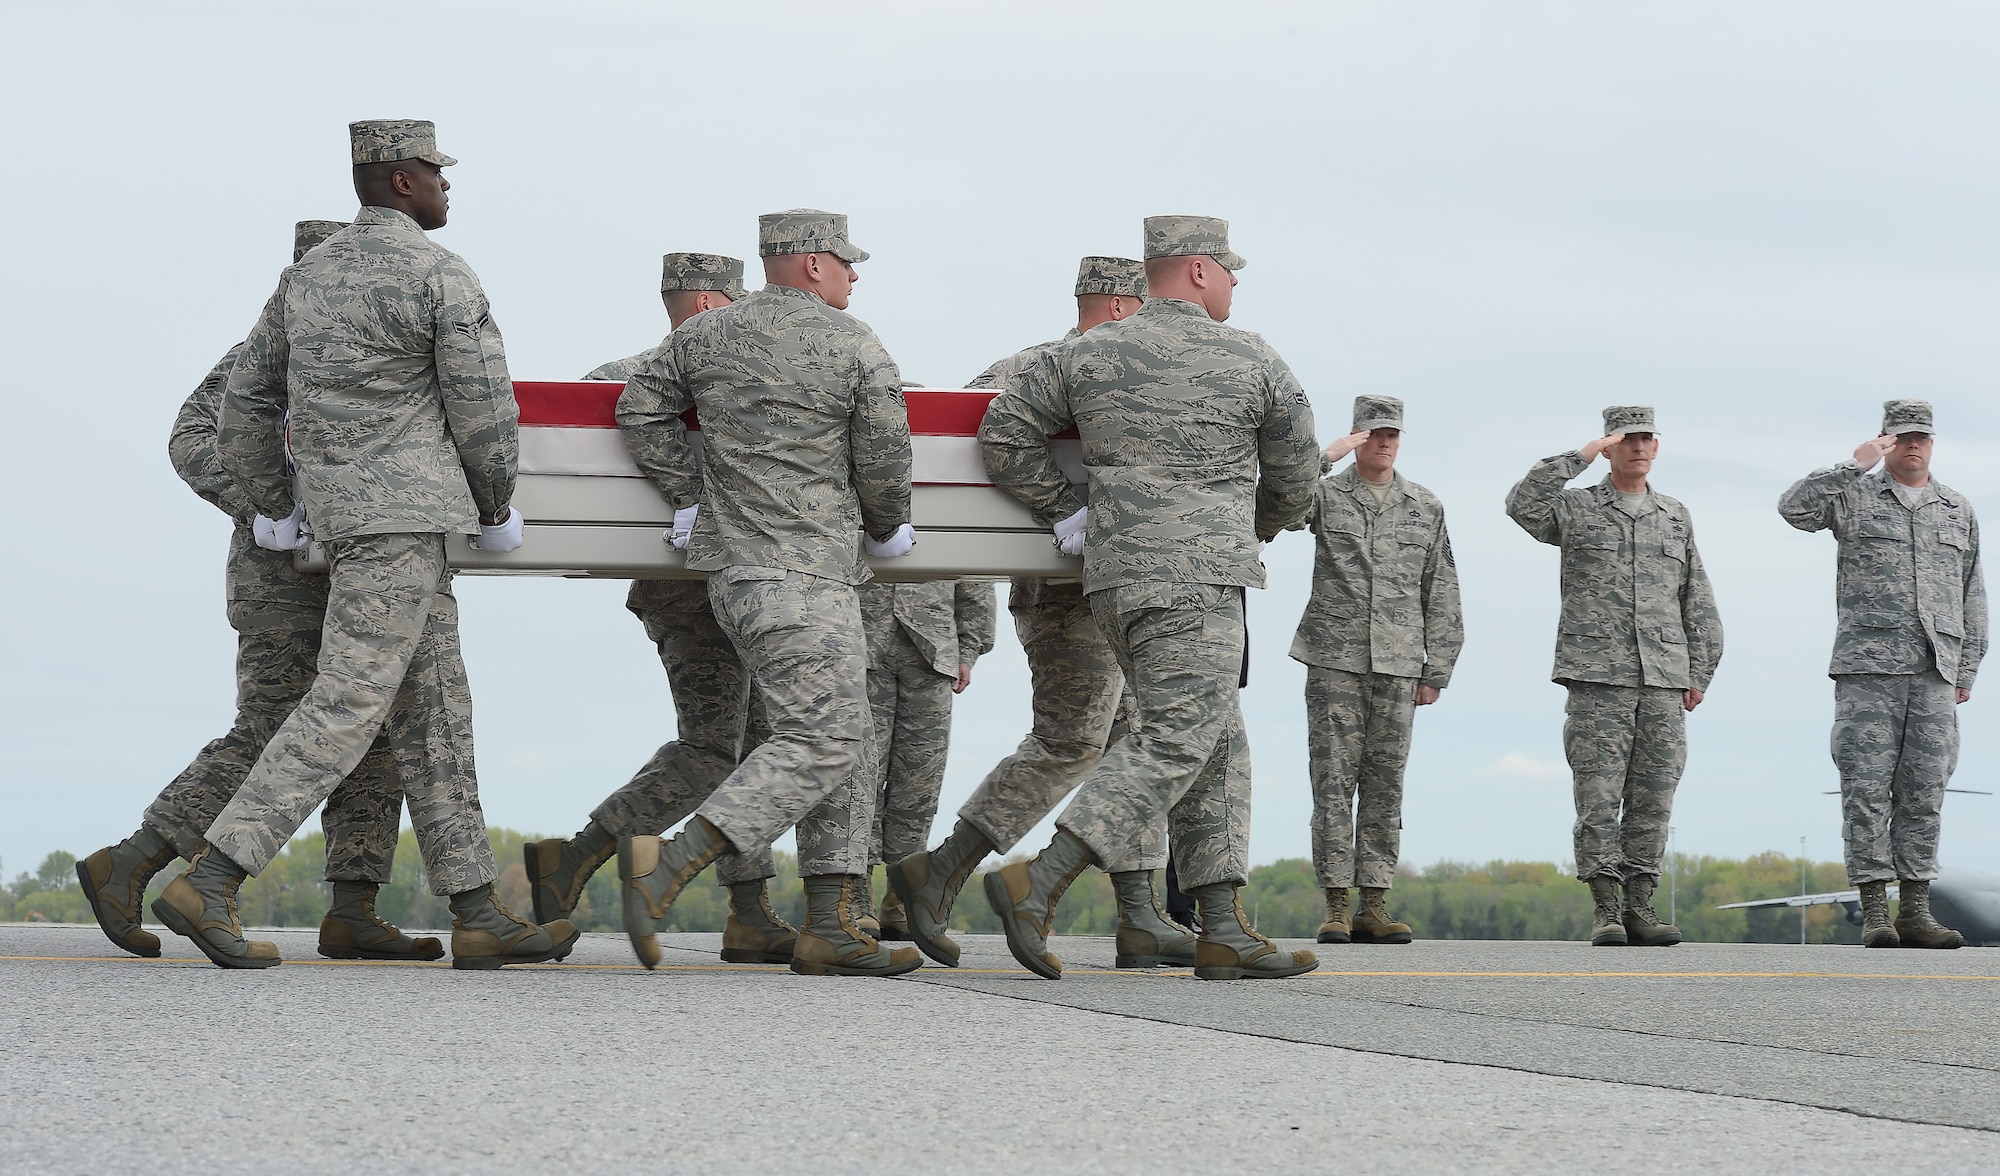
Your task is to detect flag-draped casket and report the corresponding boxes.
[303,383,1084,582]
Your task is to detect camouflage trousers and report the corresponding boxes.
[144,596,406,883]
[586,580,775,885]
[1831,672,1957,884]
[206,534,497,895]
[700,568,874,877]
[865,629,955,866]
[1563,683,1685,882]
[1305,667,1417,890]
[1055,583,1251,887]
[959,581,1142,856]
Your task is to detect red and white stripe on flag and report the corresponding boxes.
[514,383,1080,485]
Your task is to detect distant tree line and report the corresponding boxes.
[5,834,1870,945]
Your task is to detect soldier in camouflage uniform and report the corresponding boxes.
[979,216,1322,982]
[614,209,922,977]
[1292,395,1463,946]
[151,120,575,971]
[77,221,440,965]
[857,578,994,937]
[1505,406,1722,947]
[522,253,799,965]
[1778,400,1985,949]
[889,256,1202,970]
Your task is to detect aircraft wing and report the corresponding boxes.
[1716,889,1865,910]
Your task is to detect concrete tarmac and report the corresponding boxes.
[3,924,1997,1174]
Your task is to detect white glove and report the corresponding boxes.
[472,505,525,552]
[864,522,917,558]
[668,504,700,550]
[1053,506,1088,557]
[253,503,309,552]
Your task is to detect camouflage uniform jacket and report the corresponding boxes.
[1778,462,1987,689]
[584,349,654,383]
[1505,451,1723,691]
[859,581,998,676]
[968,330,1080,607]
[218,206,518,538]
[977,298,1319,593]
[617,283,913,584]
[171,343,327,607]
[1290,467,1464,687]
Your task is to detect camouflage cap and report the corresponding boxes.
[1882,398,1936,436]
[660,252,748,298]
[1352,395,1405,432]
[1074,256,1147,298]
[1602,405,1657,436]
[348,119,457,167]
[758,209,868,262]
[292,220,348,263]
[1142,214,1247,270]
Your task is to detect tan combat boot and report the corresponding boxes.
[790,875,923,976]
[618,817,728,969]
[1317,887,1352,945]
[1587,876,1627,946]
[983,829,1097,979]
[877,888,910,941]
[886,818,995,967]
[150,848,282,970]
[1858,880,1899,948]
[1893,879,1964,949]
[855,866,882,936]
[1352,887,1414,945]
[1111,870,1197,968]
[1191,883,1318,980]
[1620,875,1682,947]
[319,881,444,961]
[523,821,616,924]
[77,825,177,958]
[448,884,578,970]
[720,879,797,964]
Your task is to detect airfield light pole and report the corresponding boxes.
[1799,837,1808,945]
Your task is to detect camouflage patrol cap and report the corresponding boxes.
[1074,256,1147,298]
[1352,395,1405,432]
[660,252,748,299]
[293,220,348,263]
[1882,398,1936,436]
[1142,215,1247,270]
[348,119,457,167]
[1602,405,1657,436]
[758,209,868,262]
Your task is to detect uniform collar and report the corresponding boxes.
[1136,298,1214,321]
[1590,477,1659,515]
[1869,470,1950,510]
[761,281,827,306]
[1331,466,1408,499]
[353,206,424,233]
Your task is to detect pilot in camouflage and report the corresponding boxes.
[613,209,922,977]
[1778,398,1987,949]
[1506,405,1722,948]
[523,252,795,966]
[977,215,1321,982]
[77,223,438,963]
[1291,395,1463,946]
[168,120,574,971]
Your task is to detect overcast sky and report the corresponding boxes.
[5,1,1999,884]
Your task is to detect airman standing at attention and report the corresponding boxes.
[979,217,1322,981]
[857,578,994,937]
[523,252,798,966]
[1779,400,1985,949]
[615,209,922,977]
[1293,396,1463,946]
[889,256,1199,971]
[155,120,575,970]
[77,220,439,965]
[1506,407,1722,948]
